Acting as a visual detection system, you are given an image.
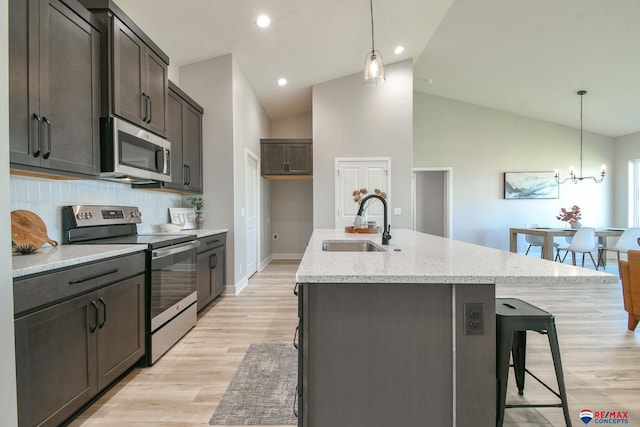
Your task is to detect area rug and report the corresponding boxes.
[209,343,297,425]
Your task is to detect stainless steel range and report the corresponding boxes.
[62,205,200,365]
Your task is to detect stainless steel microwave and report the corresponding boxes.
[100,117,172,183]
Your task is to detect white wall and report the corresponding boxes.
[613,131,640,226]
[1,0,18,422]
[180,54,271,292]
[414,92,615,251]
[271,112,313,259]
[313,59,414,230]
[231,59,271,280]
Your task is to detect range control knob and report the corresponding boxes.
[76,212,83,220]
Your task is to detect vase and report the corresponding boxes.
[571,221,582,229]
[195,212,204,229]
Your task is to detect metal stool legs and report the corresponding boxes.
[496,298,572,427]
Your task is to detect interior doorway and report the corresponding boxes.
[412,168,451,238]
[245,150,259,278]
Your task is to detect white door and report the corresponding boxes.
[246,152,258,277]
[335,158,390,228]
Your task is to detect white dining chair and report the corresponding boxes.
[524,224,559,258]
[606,228,640,263]
[556,227,599,269]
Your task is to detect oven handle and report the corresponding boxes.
[152,240,200,259]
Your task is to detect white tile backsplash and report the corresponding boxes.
[11,176,184,243]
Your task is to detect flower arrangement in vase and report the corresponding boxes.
[187,197,204,228]
[352,188,387,228]
[556,205,582,228]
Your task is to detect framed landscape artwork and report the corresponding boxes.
[504,171,559,199]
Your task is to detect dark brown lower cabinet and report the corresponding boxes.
[14,254,145,427]
[197,233,226,311]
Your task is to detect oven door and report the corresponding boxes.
[149,240,199,331]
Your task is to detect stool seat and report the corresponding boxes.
[496,298,572,427]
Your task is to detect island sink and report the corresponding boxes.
[321,240,385,252]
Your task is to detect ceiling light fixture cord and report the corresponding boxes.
[369,0,375,53]
[555,90,606,184]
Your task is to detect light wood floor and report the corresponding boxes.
[71,260,640,426]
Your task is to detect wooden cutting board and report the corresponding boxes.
[11,210,58,250]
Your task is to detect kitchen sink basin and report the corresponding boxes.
[321,240,385,252]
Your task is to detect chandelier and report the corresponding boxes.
[555,90,606,184]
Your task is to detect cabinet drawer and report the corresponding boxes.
[14,252,146,316]
[197,233,226,253]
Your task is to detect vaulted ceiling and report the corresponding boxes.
[116,0,640,138]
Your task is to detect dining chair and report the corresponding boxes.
[524,224,559,258]
[556,227,599,269]
[606,228,640,263]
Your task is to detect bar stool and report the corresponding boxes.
[496,298,572,427]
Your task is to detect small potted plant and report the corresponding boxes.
[556,205,582,229]
[187,196,204,228]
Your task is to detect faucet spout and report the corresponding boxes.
[357,194,392,245]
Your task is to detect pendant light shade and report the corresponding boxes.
[363,0,385,87]
[364,50,385,87]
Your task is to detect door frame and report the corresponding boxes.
[245,149,260,277]
[411,167,452,238]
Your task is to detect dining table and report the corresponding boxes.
[509,227,626,262]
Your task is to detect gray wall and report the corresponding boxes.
[312,59,414,229]
[179,54,271,291]
[1,0,18,421]
[413,92,616,251]
[271,112,313,259]
[415,170,446,237]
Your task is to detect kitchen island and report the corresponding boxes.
[295,229,618,427]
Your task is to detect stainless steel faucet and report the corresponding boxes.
[357,194,392,245]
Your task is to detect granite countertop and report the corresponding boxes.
[175,228,228,239]
[295,229,620,285]
[12,245,146,279]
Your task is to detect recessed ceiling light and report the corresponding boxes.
[394,46,405,55]
[278,78,288,86]
[256,14,271,28]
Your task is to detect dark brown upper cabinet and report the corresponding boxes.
[133,81,204,193]
[9,0,103,177]
[261,139,313,179]
[79,0,169,137]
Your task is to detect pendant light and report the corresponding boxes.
[555,90,606,184]
[363,0,385,87]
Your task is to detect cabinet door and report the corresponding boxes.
[41,0,101,175]
[8,0,39,167]
[15,292,98,427]
[211,245,226,298]
[96,274,145,390]
[183,103,203,192]
[166,89,185,188]
[145,49,168,136]
[9,0,101,175]
[287,144,312,175]
[197,250,214,311]
[261,143,287,175]
[112,17,145,127]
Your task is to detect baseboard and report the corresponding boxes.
[226,276,249,296]
[273,252,303,260]
[259,255,273,272]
